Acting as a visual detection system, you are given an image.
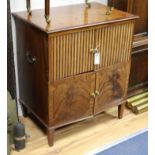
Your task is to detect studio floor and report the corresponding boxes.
[11,107,147,155]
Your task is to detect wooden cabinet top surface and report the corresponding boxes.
[12,2,137,34]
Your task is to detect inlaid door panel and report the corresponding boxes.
[48,72,95,126]
[94,62,130,114]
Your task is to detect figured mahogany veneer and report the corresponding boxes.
[13,3,137,146]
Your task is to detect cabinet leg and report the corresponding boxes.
[118,103,125,119]
[47,128,54,147]
[21,104,28,117]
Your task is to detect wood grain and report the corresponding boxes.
[13,2,137,146]
[108,0,148,96]
[49,21,134,81]
[108,0,148,35]
[48,72,95,127]
[14,19,49,125]
[12,2,137,33]
[94,62,130,114]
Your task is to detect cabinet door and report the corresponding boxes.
[94,62,130,114]
[94,21,134,70]
[48,72,95,126]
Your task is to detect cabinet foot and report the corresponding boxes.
[47,128,54,146]
[118,103,125,119]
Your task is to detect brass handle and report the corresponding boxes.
[90,49,97,54]
[91,92,96,98]
[95,90,100,96]
[90,48,99,54]
[26,52,36,64]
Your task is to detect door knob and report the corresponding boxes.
[26,52,36,64]
[90,46,100,54]
[91,92,96,98]
[95,90,100,96]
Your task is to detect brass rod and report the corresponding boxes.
[26,0,32,15]
[45,0,51,24]
[134,102,148,114]
[127,91,148,103]
[130,98,148,107]
[85,0,91,8]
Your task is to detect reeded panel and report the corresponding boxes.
[95,21,134,70]
[49,21,134,81]
[49,29,95,81]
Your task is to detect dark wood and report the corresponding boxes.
[118,102,125,119]
[129,46,148,92]
[48,72,95,126]
[45,0,50,23]
[94,62,130,114]
[108,0,128,11]
[13,3,136,146]
[21,104,28,117]
[14,19,49,124]
[108,0,148,95]
[128,34,148,95]
[47,128,54,146]
[45,0,50,16]
[13,3,137,33]
[108,0,148,35]
[127,0,148,35]
[7,0,17,99]
[26,0,31,15]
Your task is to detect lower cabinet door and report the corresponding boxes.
[94,62,130,114]
[49,72,95,126]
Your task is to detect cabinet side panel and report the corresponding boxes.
[14,18,49,124]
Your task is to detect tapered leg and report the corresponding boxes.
[118,103,125,119]
[47,128,54,146]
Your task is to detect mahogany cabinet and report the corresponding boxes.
[108,0,148,95]
[13,3,137,146]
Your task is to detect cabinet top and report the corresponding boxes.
[12,2,138,34]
